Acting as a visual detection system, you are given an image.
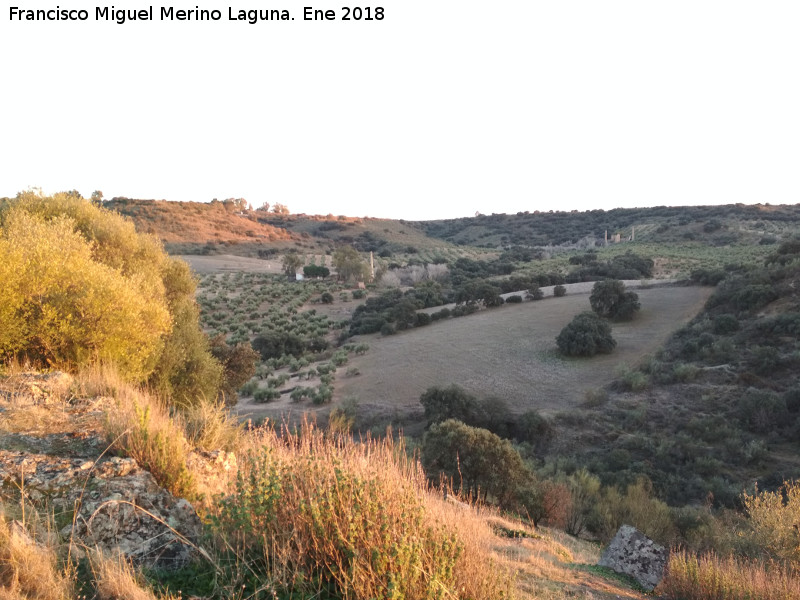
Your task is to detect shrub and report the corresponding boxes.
[712,314,740,334]
[527,286,544,300]
[0,199,172,379]
[590,279,640,320]
[209,336,259,404]
[420,384,482,426]
[415,311,432,326]
[553,284,567,297]
[320,291,334,304]
[422,419,530,505]
[556,312,616,357]
[505,294,523,303]
[253,387,281,403]
[742,480,800,563]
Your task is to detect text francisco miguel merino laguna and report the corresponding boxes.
[8,5,386,23]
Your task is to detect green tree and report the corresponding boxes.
[210,335,259,405]
[282,252,303,278]
[589,279,640,320]
[556,312,616,356]
[420,385,482,426]
[332,246,369,282]
[422,419,529,505]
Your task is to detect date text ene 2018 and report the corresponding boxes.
[304,7,385,21]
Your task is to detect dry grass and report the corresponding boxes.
[659,551,800,600]
[0,512,73,600]
[89,549,167,600]
[211,423,515,600]
[180,400,244,453]
[336,286,713,415]
[103,389,197,500]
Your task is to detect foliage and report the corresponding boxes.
[420,385,482,426]
[553,284,567,297]
[209,336,259,404]
[281,252,303,278]
[422,419,530,505]
[212,426,510,600]
[556,312,616,357]
[0,192,223,404]
[147,298,223,407]
[303,264,330,278]
[589,279,640,320]
[661,551,800,600]
[332,245,370,282]
[0,198,171,379]
[742,481,800,563]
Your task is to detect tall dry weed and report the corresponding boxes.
[103,391,196,499]
[212,424,513,600]
[0,511,73,600]
[660,551,800,600]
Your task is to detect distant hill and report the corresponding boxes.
[107,198,800,257]
[104,198,298,253]
[420,203,800,248]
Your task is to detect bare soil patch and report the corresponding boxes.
[335,286,713,417]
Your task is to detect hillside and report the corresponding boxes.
[105,198,800,261]
[421,203,800,248]
[0,369,659,600]
[104,197,298,253]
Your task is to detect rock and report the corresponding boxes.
[597,524,668,591]
[0,450,202,570]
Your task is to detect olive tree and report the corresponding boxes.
[589,279,640,320]
[556,312,616,357]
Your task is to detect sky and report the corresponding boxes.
[2,1,799,220]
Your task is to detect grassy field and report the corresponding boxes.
[335,285,713,419]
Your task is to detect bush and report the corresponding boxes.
[422,419,530,505]
[253,387,281,403]
[712,314,740,334]
[553,284,567,297]
[210,336,259,404]
[415,311,432,326]
[420,384,482,426]
[505,294,523,303]
[527,286,544,300]
[0,193,223,404]
[320,291,334,304]
[0,197,172,379]
[556,312,616,357]
[590,279,640,320]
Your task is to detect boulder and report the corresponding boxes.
[598,524,668,591]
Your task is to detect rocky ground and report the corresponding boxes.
[0,372,206,570]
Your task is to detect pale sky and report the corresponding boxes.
[2,1,799,220]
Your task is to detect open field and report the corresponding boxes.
[335,285,713,418]
[180,253,285,273]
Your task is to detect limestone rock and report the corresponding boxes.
[598,524,668,591]
[0,450,202,569]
